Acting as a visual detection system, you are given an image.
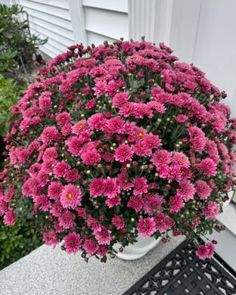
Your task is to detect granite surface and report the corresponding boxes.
[0,236,184,295]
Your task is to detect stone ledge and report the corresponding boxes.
[0,236,184,295]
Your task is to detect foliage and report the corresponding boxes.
[0,40,236,263]
[0,4,47,76]
[0,198,42,270]
[0,75,26,137]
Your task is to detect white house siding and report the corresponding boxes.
[83,0,128,45]
[129,0,236,117]
[18,0,74,57]
[2,0,129,57]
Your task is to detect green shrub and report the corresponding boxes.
[0,74,26,137]
[0,76,42,269]
[0,4,47,76]
[0,198,42,270]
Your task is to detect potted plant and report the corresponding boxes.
[0,40,235,262]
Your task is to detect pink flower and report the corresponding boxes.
[43,231,59,247]
[143,193,163,214]
[94,227,112,245]
[203,201,220,219]
[89,178,105,197]
[85,99,96,110]
[133,177,148,195]
[137,217,156,237]
[66,136,83,156]
[0,198,7,216]
[195,180,212,199]
[3,209,16,225]
[65,169,81,182]
[133,141,152,157]
[107,117,125,134]
[53,161,70,178]
[42,147,58,161]
[34,194,50,211]
[60,184,82,209]
[112,215,125,230]
[172,152,190,168]
[81,149,101,166]
[39,92,52,111]
[198,158,217,176]
[154,213,175,233]
[88,113,107,131]
[128,195,143,212]
[105,195,121,208]
[117,172,133,191]
[64,232,81,254]
[114,144,133,163]
[41,126,59,144]
[175,114,188,123]
[104,178,120,198]
[112,92,129,108]
[72,120,87,135]
[177,180,195,201]
[58,210,75,229]
[56,112,71,127]
[151,150,171,166]
[143,134,161,149]
[196,242,215,259]
[169,195,184,213]
[83,238,98,255]
[48,182,63,200]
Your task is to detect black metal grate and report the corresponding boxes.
[123,240,236,295]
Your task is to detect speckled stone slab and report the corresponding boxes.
[0,236,184,295]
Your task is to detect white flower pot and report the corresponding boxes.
[114,236,161,260]
[223,191,234,208]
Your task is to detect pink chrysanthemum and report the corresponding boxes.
[83,238,98,255]
[112,215,125,230]
[151,149,171,166]
[81,149,101,166]
[112,92,129,108]
[3,209,16,225]
[198,158,217,176]
[104,178,120,198]
[58,210,75,229]
[56,112,71,127]
[48,181,63,200]
[143,193,163,214]
[66,136,83,156]
[169,195,184,213]
[39,92,52,111]
[40,126,59,144]
[177,180,195,201]
[42,147,58,161]
[195,180,212,199]
[172,152,190,168]
[105,195,121,208]
[60,184,82,209]
[154,213,175,233]
[133,177,148,195]
[117,172,133,191]
[114,144,133,163]
[128,195,143,212]
[53,161,70,178]
[43,231,59,247]
[89,178,105,197]
[64,232,81,254]
[196,242,215,260]
[203,201,220,219]
[94,227,112,245]
[72,120,87,135]
[137,217,156,237]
